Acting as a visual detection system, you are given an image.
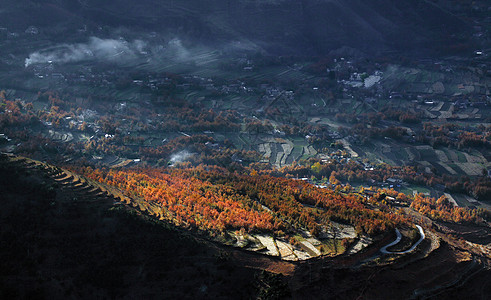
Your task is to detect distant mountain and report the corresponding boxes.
[0,0,472,56]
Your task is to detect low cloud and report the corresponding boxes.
[24,36,196,67]
[25,37,149,67]
[167,38,190,60]
[24,35,262,69]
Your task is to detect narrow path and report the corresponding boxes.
[381,225,425,254]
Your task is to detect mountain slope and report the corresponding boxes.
[0,154,274,299]
[0,0,471,56]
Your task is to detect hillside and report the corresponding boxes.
[0,154,295,299]
[0,0,471,56]
[1,155,489,299]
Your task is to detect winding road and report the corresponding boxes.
[381,225,425,254]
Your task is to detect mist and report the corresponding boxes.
[169,150,193,166]
[24,36,197,67]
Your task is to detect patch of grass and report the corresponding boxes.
[318,239,345,255]
[399,185,430,196]
[293,234,305,242]
[456,151,467,163]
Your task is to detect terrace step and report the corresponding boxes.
[72,184,94,194]
[56,174,74,183]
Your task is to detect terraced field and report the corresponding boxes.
[250,135,317,168]
[366,140,491,177]
[10,156,366,261]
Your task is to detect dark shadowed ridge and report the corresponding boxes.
[0,0,471,56]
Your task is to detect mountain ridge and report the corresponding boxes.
[0,0,472,56]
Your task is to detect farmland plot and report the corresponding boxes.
[287,145,304,164]
[319,222,357,240]
[434,150,449,162]
[431,162,451,175]
[447,163,466,175]
[275,240,297,261]
[455,163,486,176]
[437,162,457,175]
[464,152,487,164]
[443,149,459,162]
[46,130,74,143]
[255,136,315,167]
[254,235,279,257]
[348,235,373,255]
[415,146,438,161]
